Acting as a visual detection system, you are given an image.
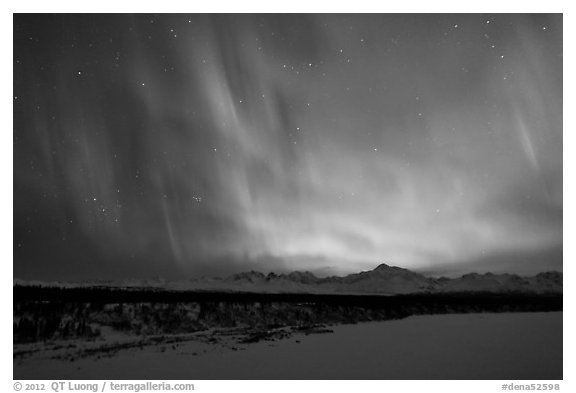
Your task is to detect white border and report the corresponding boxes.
[4,2,573,391]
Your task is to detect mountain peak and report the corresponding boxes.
[284,271,319,284]
[374,263,398,271]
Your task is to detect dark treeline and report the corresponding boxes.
[14,286,562,344]
[13,285,563,307]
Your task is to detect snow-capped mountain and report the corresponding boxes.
[14,263,562,295]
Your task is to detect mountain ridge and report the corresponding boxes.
[14,263,562,295]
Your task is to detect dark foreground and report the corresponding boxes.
[14,312,562,379]
[14,287,562,379]
[14,286,562,342]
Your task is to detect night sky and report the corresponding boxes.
[13,14,562,281]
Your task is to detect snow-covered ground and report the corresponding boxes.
[14,312,562,379]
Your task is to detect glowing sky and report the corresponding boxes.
[14,14,562,280]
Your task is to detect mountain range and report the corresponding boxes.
[14,263,563,295]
